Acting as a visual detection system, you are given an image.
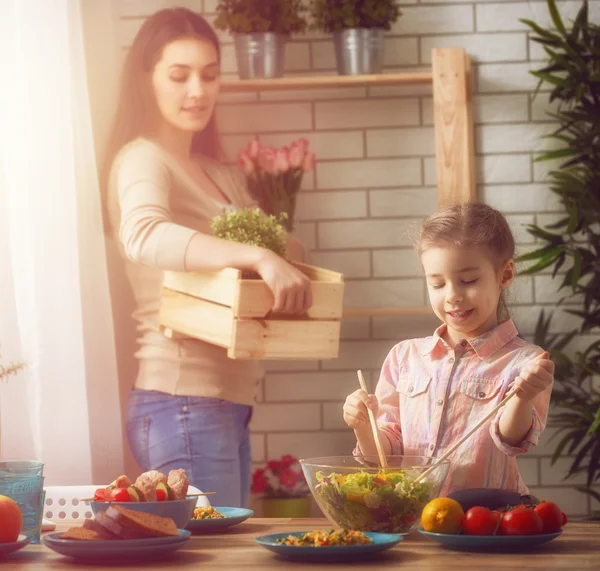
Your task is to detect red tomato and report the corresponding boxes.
[533,501,563,534]
[462,506,500,536]
[500,507,543,536]
[93,488,114,502]
[112,488,130,502]
[156,488,167,502]
[562,512,568,526]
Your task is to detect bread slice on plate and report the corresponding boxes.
[105,505,179,537]
[60,527,108,541]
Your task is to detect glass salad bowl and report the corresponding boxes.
[300,455,450,535]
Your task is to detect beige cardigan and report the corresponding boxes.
[108,137,263,406]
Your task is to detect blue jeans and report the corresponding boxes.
[126,389,253,508]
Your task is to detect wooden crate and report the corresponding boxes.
[158,262,344,360]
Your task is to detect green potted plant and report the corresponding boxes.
[518,0,600,518]
[309,0,401,75]
[214,0,308,79]
[252,455,312,517]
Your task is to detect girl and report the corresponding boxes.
[343,203,554,495]
[102,8,311,507]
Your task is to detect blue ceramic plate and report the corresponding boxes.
[0,535,31,556]
[186,507,253,533]
[42,529,190,562]
[418,529,563,550]
[254,531,403,562]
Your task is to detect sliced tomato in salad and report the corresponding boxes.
[93,488,114,502]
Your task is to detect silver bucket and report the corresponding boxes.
[233,32,286,79]
[333,28,385,76]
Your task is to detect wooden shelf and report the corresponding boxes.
[343,306,433,318]
[220,72,433,93]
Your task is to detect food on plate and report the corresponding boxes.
[500,506,543,536]
[60,505,179,540]
[276,530,373,546]
[313,470,433,533]
[192,507,225,520]
[461,506,501,536]
[421,497,464,534]
[0,495,23,543]
[92,469,189,502]
[447,488,534,512]
[533,501,564,534]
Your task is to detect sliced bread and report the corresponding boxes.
[60,527,106,541]
[94,511,154,539]
[106,505,179,537]
[82,517,121,540]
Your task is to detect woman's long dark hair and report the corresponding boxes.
[100,8,222,233]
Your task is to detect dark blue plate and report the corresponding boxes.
[0,535,30,556]
[186,507,253,533]
[255,531,403,561]
[42,529,190,562]
[418,529,563,550]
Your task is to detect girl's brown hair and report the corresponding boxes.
[417,203,516,319]
[100,8,222,232]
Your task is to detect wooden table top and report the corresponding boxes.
[3,518,600,570]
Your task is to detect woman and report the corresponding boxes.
[102,7,312,508]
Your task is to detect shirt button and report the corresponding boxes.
[448,358,455,364]
[437,399,444,406]
[429,444,435,450]
[182,405,189,412]
[461,340,468,347]
[408,386,414,393]
[479,392,486,398]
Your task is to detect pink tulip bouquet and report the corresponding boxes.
[238,138,316,232]
[251,455,310,499]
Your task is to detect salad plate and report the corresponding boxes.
[418,529,563,550]
[255,531,403,562]
[0,535,31,556]
[42,529,191,562]
[186,507,253,533]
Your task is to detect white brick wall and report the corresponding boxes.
[112,0,600,518]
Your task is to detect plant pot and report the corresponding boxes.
[233,32,286,79]
[333,28,385,76]
[262,496,312,518]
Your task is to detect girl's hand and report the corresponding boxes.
[343,389,379,429]
[254,250,312,314]
[514,351,555,402]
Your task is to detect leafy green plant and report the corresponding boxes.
[211,208,288,259]
[214,0,308,35]
[0,347,26,382]
[309,0,401,33]
[518,0,600,500]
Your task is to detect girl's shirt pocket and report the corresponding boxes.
[396,376,433,422]
[457,377,504,417]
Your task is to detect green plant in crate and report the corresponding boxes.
[518,0,600,506]
[309,0,401,33]
[214,0,308,35]
[211,207,288,259]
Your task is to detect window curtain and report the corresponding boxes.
[0,0,124,484]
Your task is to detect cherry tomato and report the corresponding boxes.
[562,512,568,526]
[156,488,167,502]
[533,501,563,534]
[93,488,114,502]
[500,507,543,536]
[112,487,131,502]
[462,506,500,536]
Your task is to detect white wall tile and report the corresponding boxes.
[323,403,348,430]
[318,219,420,249]
[482,184,561,213]
[370,188,436,218]
[251,403,321,432]
[344,279,425,308]
[367,127,435,157]
[318,158,421,189]
[479,155,532,184]
[296,191,367,221]
[422,33,527,64]
[527,486,588,517]
[316,99,420,130]
[517,457,540,487]
[261,131,364,161]
[322,340,397,371]
[372,313,440,341]
[309,251,371,279]
[478,63,539,93]
[217,103,312,134]
[540,458,587,486]
[392,5,475,34]
[372,249,422,278]
[267,431,356,459]
[477,123,555,154]
[265,371,370,402]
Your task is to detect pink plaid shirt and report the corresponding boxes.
[355,319,552,496]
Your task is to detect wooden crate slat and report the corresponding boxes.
[163,268,240,308]
[158,289,233,349]
[235,280,344,319]
[228,319,341,360]
[293,262,344,283]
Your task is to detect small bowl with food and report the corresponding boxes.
[300,456,450,535]
[89,469,200,529]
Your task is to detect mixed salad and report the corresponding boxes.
[192,506,225,520]
[276,529,372,546]
[313,469,434,533]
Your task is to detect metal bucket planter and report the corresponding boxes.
[333,28,385,76]
[233,32,286,79]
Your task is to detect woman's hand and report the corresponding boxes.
[254,250,312,314]
[343,389,378,429]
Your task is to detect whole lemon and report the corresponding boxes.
[0,495,23,543]
[421,497,464,534]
